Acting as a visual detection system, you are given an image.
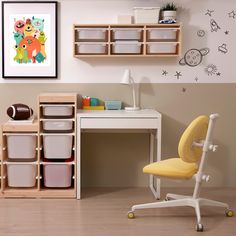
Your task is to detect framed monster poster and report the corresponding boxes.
[2,1,58,78]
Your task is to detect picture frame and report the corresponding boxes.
[1,1,58,79]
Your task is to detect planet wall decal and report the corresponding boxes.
[179,48,210,67]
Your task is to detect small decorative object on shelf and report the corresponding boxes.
[161,2,178,21]
[105,101,122,110]
[7,103,33,120]
[83,106,105,110]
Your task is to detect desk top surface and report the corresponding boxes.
[77,109,161,118]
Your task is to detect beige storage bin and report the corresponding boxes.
[7,134,36,160]
[43,120,73,132]
[43,105,73,117]
[134,7,160,23]
[43,163,72,188]
[147,28,177,41]
[111,28,142,41]
[112,42,142,54]
[147,43,177,54]
[76,28,107,42]
[77,43,107,54]
[43,135,73,159]
[7,163,37,187]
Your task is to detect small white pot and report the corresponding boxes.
[163,10,177,20]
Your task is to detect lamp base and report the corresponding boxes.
[124,107,140,111]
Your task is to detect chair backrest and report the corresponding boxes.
[178,115,209,163]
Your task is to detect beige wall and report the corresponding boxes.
[0,83,235,188]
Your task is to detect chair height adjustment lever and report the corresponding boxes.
[202,175,210,182]
[209,144,218,152]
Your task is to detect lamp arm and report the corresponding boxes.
[130,77,137,108]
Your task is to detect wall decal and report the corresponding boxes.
[218,43,228,54]
[228,10,236,19]
[174,71,182,79]
[224,30,229,35]
[216,72,221,76]
[179,48,210,67]
[205,9,214,17]
[197,30,205,37]
[205,64,217,76]
[195,77,199,82]
[162,70,168,76]
[182,88,186,92]
[210,19,221,32]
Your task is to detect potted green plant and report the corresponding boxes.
[161,2,177,20]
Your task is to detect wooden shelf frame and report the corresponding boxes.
[0,93,77,198]
[73,23,182,58]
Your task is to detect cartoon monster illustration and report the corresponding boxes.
[24,18,34,37]
[14,19,25,34]
[13,32,24,46]
[38,32,47,44]
[40,43,47,59]
[32,16,44,32]
[19,36,41,62]
[14,46,28,64]
[33,29,40,38]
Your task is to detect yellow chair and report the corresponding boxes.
[128,114,234,232]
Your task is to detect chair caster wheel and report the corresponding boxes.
[196,223,204,232]
[127,211,135,219]
[225,209,234,217]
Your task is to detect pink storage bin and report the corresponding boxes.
[43,160,73,188]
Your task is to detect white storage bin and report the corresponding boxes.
[43,105,73,117]
[7,163,37,187]
[147,28,177,41]
[112,28,142,41]
[76,28,107,41]
[134,7,160,23]
[77,43,107,54]
[43,120,73,132]
[43,135,73,159]
[112,41,142,54]
[43,163,72,188]
[147,43,177,54]
[7,134,36,160]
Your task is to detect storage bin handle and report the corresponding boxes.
[4,133,38,136]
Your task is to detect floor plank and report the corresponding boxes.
[0,188,235,236]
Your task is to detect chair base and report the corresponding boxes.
[129,193,231,231]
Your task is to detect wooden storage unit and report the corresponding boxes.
[0,121,39,198]
[73,24,181,57]
[0,93,77,198]
[38,93,77,198]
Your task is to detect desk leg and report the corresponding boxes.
[76,120,81,200]
[149,130,161,199]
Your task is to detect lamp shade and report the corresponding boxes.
[121,69,131,85]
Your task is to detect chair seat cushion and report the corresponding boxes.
[143,158,198,179]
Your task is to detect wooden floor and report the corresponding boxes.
[0,187,235,236]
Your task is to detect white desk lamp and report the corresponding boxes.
[121,69,140,111]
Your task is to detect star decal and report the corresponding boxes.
[195,77,199,82]
[224,30,229,35]
[216,72,221,76]
[162,70,168,76]
[205,9,214,17]
[174,71,182,79]
[228,10,236,19]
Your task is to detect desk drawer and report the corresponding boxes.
[80,118,158,129]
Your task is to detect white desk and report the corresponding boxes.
[76,109,162,199]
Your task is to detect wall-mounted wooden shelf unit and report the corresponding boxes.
[73,24,182,58]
